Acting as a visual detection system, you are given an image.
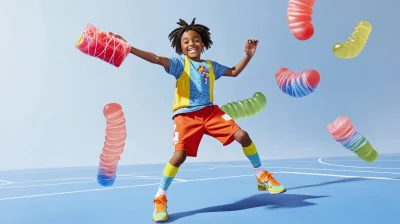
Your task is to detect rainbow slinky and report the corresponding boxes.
[97,103,127,186]
[327,116,378,163]
[275,68,320,98]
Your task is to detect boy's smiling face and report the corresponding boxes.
[181,30,204,61]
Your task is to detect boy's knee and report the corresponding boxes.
[234,129,252,147]
[170,150,187,167]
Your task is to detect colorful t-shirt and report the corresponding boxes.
[164,55,227,117]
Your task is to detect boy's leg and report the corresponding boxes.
[153,158,181,222]
[153,113,204,222]
[204,105,286,194]
[156,161,180,197]
[241,141,264,177]
[240,139,286,193]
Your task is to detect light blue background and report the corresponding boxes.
[0,0,398,170]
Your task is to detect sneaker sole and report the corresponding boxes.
[153,218,168,222]
[257,183,287,194]
[268,188,287,194]
[153,214,169,222]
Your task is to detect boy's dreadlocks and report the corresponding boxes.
[168,18,213,55]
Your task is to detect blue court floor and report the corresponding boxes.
[0,154,398,224]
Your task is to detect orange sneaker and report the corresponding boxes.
[256,171,286,194]
[153,195,168,222]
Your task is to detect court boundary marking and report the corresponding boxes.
[0,158,342,176]
[2,165,400,189]
[0,180,14,187]
[0,157,398,195]
[0,175,187,189]
[2,157,400,189]
[0,170,399,201]
[0,156,398,176]
[318,158,400,169]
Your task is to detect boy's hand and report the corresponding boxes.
[244,39,259,57]
[108,32,128,42]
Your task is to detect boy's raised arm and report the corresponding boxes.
[223,55,252,77]
[109,32,170,69]
[129,47,169,68]
[223,39,259,77]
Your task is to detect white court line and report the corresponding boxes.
[121,175,160,178]
[187,158,400,167]
[130,167,219,175]
[0,174,253,201]
[279,171,400,181]
[0,182,160,201]
[0,177,142,189]
[187,164,400,175]
[186,164,240,167]
[14,177,94,183]
[0,158,342,176]
[0,176,186,189]
[112,174,186,182]
[187,160,318,167]
[186,159,325,167]
[6,164,399,188]
[6,165,399,189]
[263,166,400,175]
[129,165,400,176]
[0,167,96,176]
[0,171,398,201]
[322,160,400,162]
[2,175,140,184]
[0,160,296,176]
[0,180,14,186]
[0,180,98,189]
[0,180,13,184]
[0,162,270,176]
[0,157,397,176]
[318,158,400,169]
[0,161,286,176]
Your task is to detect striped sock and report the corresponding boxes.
[155,162,179,198]
[243,142,264,177]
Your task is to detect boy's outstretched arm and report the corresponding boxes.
[129,47,169,68]
[109,32,170,69]
[224,39,259,77]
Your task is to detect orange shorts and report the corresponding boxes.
[172,105,241,157]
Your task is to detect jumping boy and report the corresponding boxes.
[110,18,286,222]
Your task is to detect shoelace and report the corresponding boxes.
[154,196,167,213]
[260,172,280,186]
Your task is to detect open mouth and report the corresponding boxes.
[188,47,198,54]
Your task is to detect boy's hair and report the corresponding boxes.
[168,18,213,55]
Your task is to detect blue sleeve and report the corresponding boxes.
[164,57,184,79]
[211,60,228,80]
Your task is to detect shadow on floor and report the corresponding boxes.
[166,177,365,222]
[288,177,366,190]
[166,193,327,222]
